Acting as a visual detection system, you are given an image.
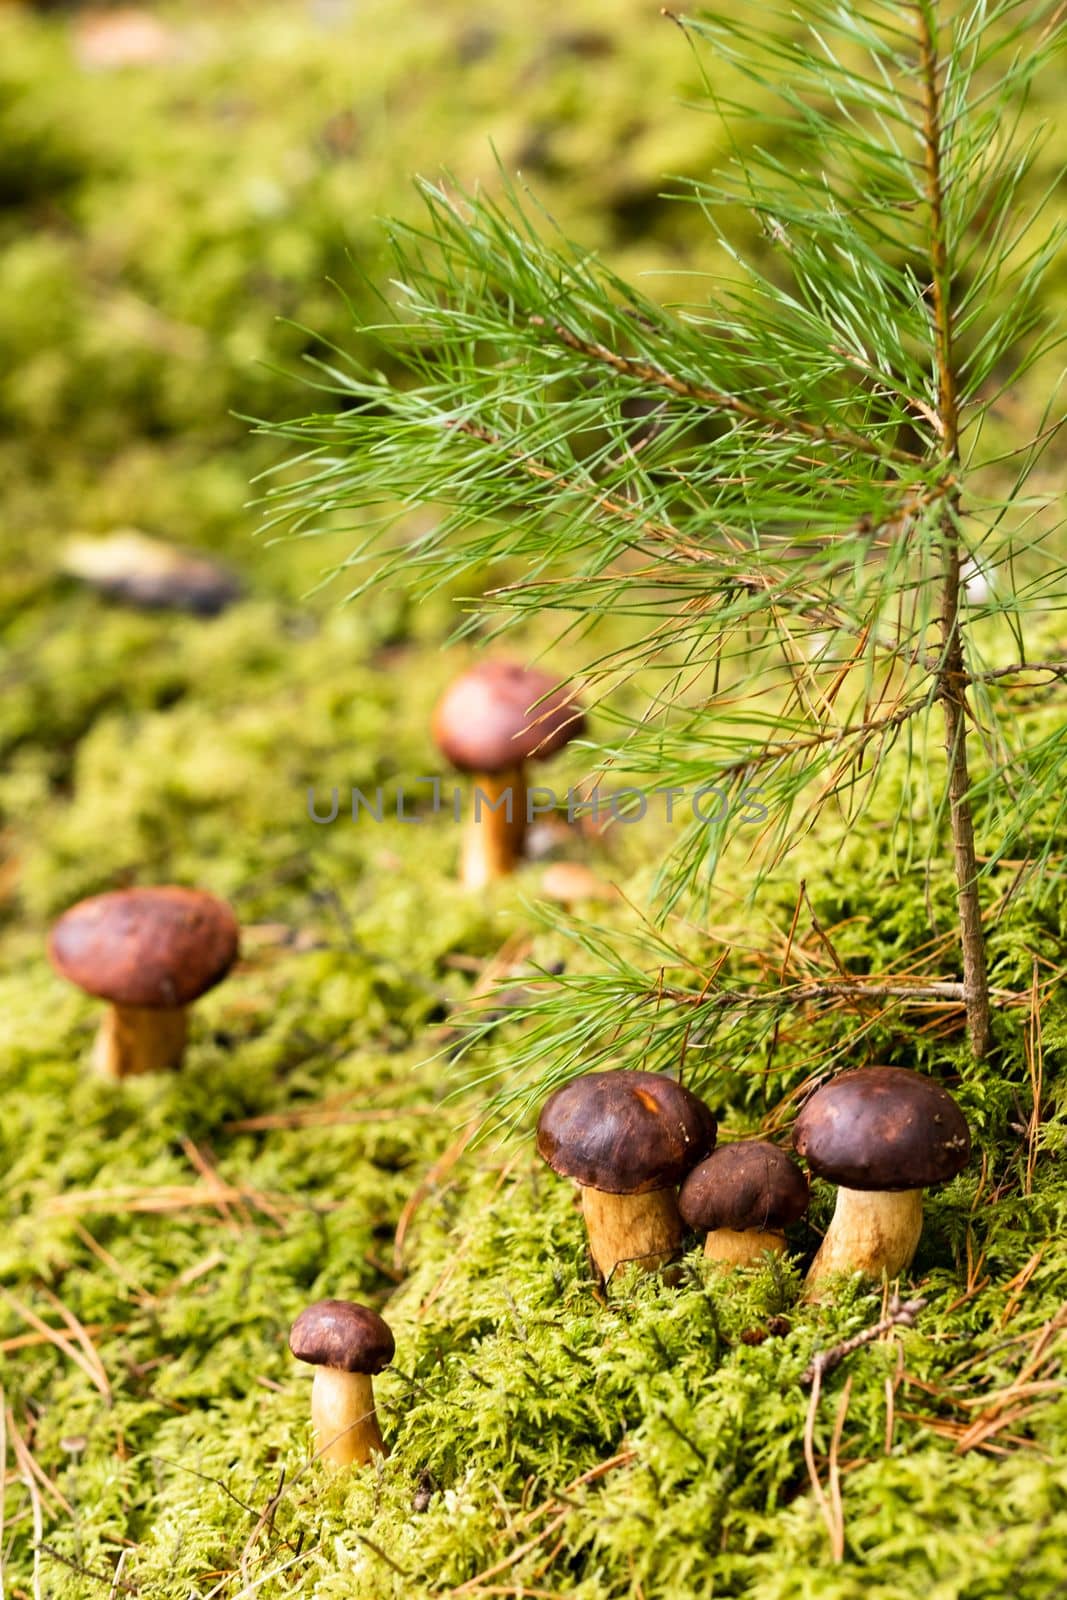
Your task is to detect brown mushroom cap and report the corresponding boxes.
[49,887,239,1009]
[679,1141,809,1232]
[289,1300,395,1374]
[432,660,584,774]
[793,1066,971,1191]
[537,1069,717,1195]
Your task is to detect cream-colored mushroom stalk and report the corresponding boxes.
[432,660,584,889]
[289,1299,395,1468]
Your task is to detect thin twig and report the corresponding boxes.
[36,1547,138,1595]
[659,978,1021,1013]
[916,0,991,1058]
[801,1296,928,1385]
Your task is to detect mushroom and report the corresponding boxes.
[539,861,620,906]
[432,660,584,889]
[679,1140,808,1268]
[536,1069,717,1283]
[48,886,240,1079]
[289,1299,394,1468]
[793,1066,971,1294]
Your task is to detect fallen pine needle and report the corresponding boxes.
[2,1294,109,1402]
[7,1405,72,1522]
[804,1366,852,1563]
[36,1286,111,1404]
[43,1184,311,1220]
[226,1101,440,1132]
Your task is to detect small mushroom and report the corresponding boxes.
[539,861,620,906]
[793,1066,971,1294]
[432,661,584,889]
[537,1069,717,1283]
[289,1299,394,1468]
[679,1141,808,1268]
[49,887,239,1079]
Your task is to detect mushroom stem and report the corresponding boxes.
[92,1003,188,1079]
[804,1186,924,1296]
[461,764,527,888]
[310,1367,386,1468]
[703,1228,787,1268]
[581,1186,682,1283]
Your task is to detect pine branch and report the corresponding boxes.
[916,0,992,1058]
[528,315,923,468]
[654,978,1024,1012]
[262,0,1064,1113]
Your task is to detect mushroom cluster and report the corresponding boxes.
[38,651,975,1491]
[535,1062,970,1295]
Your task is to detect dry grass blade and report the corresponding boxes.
[998,1249,1046,1330]
[506,1449,638,1540]
[43,1183,306,1220]
[394,1120,478,1273]
[803,1366,852,1563]
[226,1100,439,1132]
[2,1293,109,1402]
[0,1322,126,1355]
[1024,959,1044,1195]
[452,1449,639,1595]
[826,1377,852,1563]
[35,1286,112,1404]
[8,1410,54,1600]
[953,1307,1067,1453]
[5,1409,73,1519]
[451,1513,570,1595]
[180,1137,248,1231]
[71,1221,152,1304]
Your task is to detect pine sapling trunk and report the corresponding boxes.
[919,3,992,1060]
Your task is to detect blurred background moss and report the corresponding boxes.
[0,0,748,600]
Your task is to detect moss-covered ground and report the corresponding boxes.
[2,3,1066,1596]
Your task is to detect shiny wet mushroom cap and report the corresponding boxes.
[537,1069,717,1285]
[49,886,240,1009]
[679,1141,809,1233]
[289,1300,395,1375]
[793,1065,971,1190]
[792,1066,971,1295]
[432,660,584,775]
[537,1069,718,1195]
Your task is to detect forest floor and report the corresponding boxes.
[2,3,1065,1596]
